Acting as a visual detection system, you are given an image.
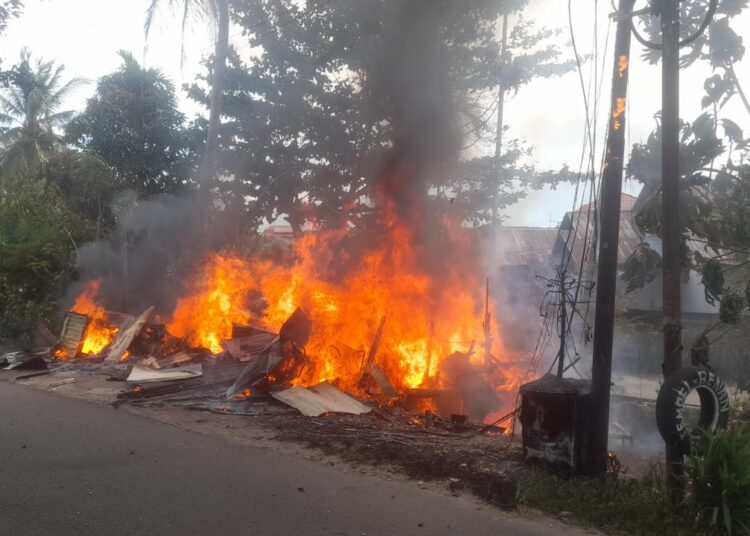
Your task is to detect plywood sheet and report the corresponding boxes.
[271,382,371,417]
[59,312,89,357]
[126,364,202,383]
[105,306,154,363]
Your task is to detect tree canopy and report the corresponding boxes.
[0,49,83,179]
[66,51,191,196]
[624,4,750,327]
[186,0,571,231]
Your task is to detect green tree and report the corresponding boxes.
[41,150,119,237]
[66,51,191,196]
[636,0,750,116]
[0,50,84,179]
[188,0,569,231]
[0,178,96,345]
[145,0,230,184]
[0,147,119,345]
[624,2,750,326]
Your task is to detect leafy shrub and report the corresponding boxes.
[688,428,750,535]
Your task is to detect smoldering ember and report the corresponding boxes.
[2,1,750,535]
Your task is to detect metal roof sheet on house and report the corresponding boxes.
[578,193,637,214]
[492,227,559,266]
[556,194,643,268]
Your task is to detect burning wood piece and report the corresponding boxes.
[221,333,277,362]
[356,316,394,397]
[225,309,312,398]
[224,337,306,398]
[55,311,89,359]
[358,316,385,383]
[271,381,372,417]
[231,321,276,339]
[105,307,155,363]
[130,323,187,360]
[366,365,396,399]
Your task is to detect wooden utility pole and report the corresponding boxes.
[585,0,634,476]
[557,273,567,379]
[657,0,685,492]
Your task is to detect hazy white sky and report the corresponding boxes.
[3,0,749,227]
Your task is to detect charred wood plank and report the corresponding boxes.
[106,307,155,363]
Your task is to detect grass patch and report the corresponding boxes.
[688,428,750,535]
[515,468,697,535]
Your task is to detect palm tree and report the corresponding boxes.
[145,0,229,185]
[0,49,84,178]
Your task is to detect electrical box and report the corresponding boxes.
[519,374,591,473]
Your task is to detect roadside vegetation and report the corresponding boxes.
[516,428,750,536]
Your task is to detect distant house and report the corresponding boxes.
[262,224,295,243]
[261,222,317,244]
[554,191,748,384]
[552,193,640,270]
[492,226,559,268]
[549,193,722,316]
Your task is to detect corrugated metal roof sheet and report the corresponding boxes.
[558,198,643,268]
[271,382,372,417]
[493,227,559,266]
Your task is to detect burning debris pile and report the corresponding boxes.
[2,186,526,432]
[39,254,522,427]
[30,157,526,425]
[1,0,532,461]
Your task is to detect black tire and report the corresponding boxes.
[655,366,730,453]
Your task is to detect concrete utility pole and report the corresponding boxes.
[585,0,633,476]
[656,0,685,491]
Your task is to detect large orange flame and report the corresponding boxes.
[167,253,263,354]
[70,278,119,357]
[166,211,519,398]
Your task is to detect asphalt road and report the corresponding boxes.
[0,381,589,536]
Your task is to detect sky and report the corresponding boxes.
[2,0,749,227]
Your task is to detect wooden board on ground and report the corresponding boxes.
[105,307,155,363]
[369,365,396,399]
[271,382,372,417]
[58,312,89,357]
[126,364,202,383]
[140,351,193,369]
